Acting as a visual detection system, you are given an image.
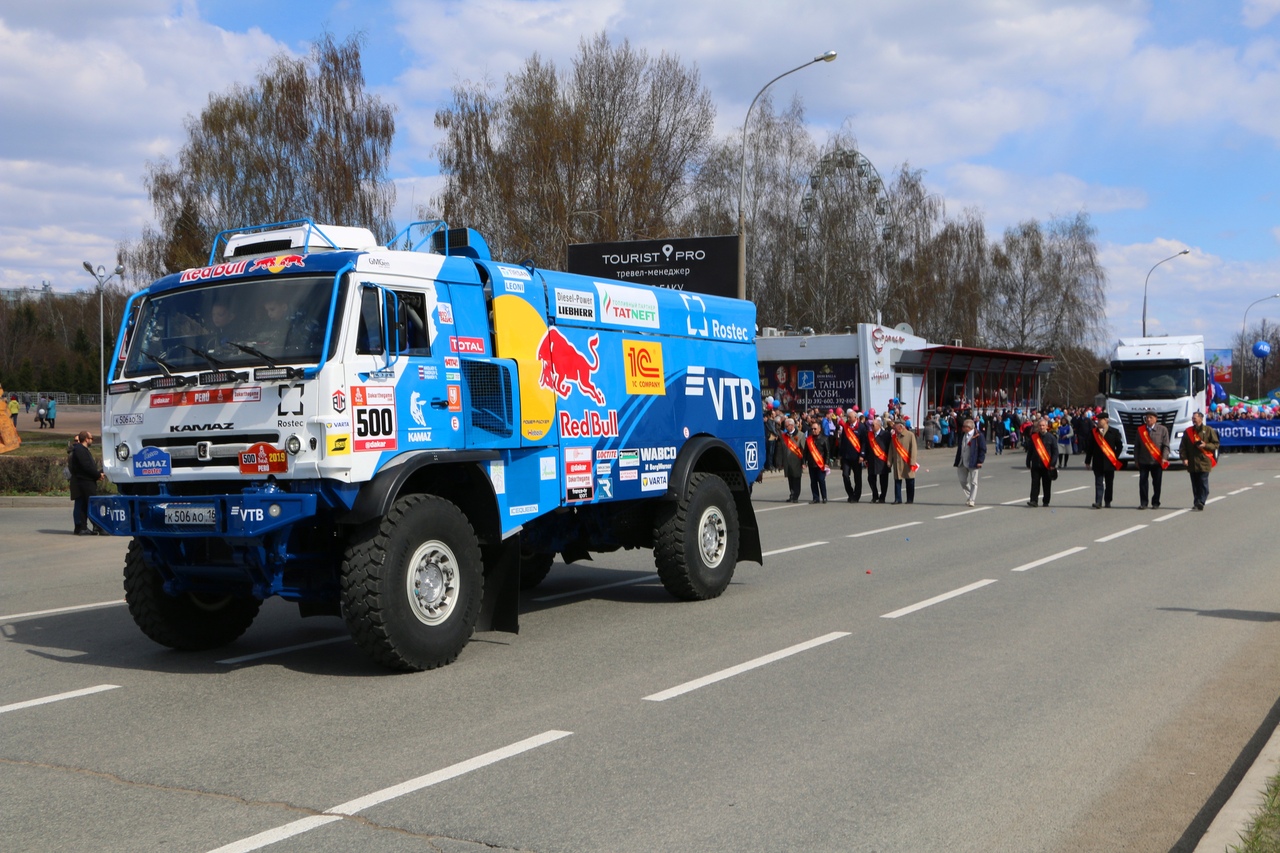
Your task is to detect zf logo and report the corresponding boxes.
[744,442,759,470]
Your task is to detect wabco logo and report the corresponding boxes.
[169,422,233,432]
[684,366,756,420]
[248,254,305,274]
[537,328,606,405]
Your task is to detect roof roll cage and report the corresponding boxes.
[386,220,449,254]
[207,218,345,266]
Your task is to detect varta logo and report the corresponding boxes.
[169,423,234,432]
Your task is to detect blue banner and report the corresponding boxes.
[1207,420,1280,447]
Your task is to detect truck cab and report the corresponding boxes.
[1098,335,1207,463]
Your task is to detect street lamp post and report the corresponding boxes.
[1140,249,1189,336]
[1240,293,1280,399]
[81,261,125,431]
[737,50,836,302]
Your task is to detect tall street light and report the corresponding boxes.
[1240,293,1280,399]
[1140,249,1189,336]
[737,49,837,301]
[82,261,125,430]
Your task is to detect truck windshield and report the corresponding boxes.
[122,276,336,377]
[1108,364,1191,399]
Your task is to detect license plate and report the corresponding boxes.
[164,504,217,526]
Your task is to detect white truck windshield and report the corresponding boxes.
[1108,363,1191,399]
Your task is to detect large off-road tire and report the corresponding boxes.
[653,472,739,601]
[123,539,261,651]
[519,548,555,591]
[339,494,483,672]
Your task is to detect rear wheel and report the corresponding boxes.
[340,494,483,672]
[123,539,261,651]
[653,472,739,601]
[519,547,555,591]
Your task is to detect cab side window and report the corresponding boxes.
[356,286,384,355]
[393,290,431,357]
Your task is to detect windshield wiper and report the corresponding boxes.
[225,341,279,368]
[176,344,231,371]
[141,348,180,376]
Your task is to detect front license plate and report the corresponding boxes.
[164,504,217,526]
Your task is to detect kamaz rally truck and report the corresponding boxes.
[1098,335,1207,464]
[91,220,763,671]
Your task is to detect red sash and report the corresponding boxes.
[842,423,862,454]
[806,435,826,469]
[1092,428,1121,471]
[1185,427,1217,468]
[891,431,919,473]
[870,431,889,463]
[781,433,804,461]
[1137,425,1169,469]
[1031,433,1053,468]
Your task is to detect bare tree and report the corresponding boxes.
[125,33,396,280]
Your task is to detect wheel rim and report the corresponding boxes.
[696,506,727,569]
[405,540,460,626]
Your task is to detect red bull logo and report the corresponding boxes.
[537,327,606,405]
[249,254,306,274]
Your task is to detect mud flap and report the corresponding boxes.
[478,535,520,633]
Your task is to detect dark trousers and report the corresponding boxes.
[1189,470,1210,507]
[893,478,915,503]
[1093,470,1114,506]
[841,458,863,501]
[787,475,802,502]
[1138,463,1164,506]
[872,469,889,501]
[73,495,89,531]
[809,467,828,502]
[1030,468,1053,504]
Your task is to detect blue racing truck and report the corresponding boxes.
[91,220,763,671]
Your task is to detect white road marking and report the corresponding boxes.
[207,730,573,853]
[217,637,350,666]
[1227,487,1252,495]
[1001,497,1033,505]
[1153,509,1191,522]
[762,541,828,557]
[532,574,658,603]
[916,483,939,489]
[0,600,126,623]
[0,684,120,715]
[1055,486,1089,494]
[643,632,850,702]
[847,522,923,538]
[881,579,998,619]
[1254,482,1264,486]
[935,506,992,519]
[1095,524,1148,543]
[1206,495,1226,504]
[1010,546,1088,573]
[756,503,805,513]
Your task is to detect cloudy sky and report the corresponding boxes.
[2,0,1279,350]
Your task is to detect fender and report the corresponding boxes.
[340,448,501,526]
[667,436,763,565]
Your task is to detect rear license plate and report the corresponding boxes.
[164,504,217,526]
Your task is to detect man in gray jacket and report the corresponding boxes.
[1134,411,1170,509]
[953,417,986,507]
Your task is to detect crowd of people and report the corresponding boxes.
[6,392,58,429]
[760,399,1224,512]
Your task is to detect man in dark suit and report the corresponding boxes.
[1083,414,1124,509]
[1027,417,1059,507]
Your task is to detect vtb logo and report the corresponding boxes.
[624,339,664,396]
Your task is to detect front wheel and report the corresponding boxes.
[340,494,483,672]
[123,539,261,651]
[653,472,740,601]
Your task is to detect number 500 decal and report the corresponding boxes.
[353,406,398,452]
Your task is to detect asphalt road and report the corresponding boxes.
[5,449,1280,852]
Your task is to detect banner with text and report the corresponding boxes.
[1207,420,1280,446]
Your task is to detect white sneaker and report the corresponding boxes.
[966,500,975,507]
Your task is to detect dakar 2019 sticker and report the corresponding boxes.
[351,385,397,452]
[238,442,287,475]
[564,446,594,502]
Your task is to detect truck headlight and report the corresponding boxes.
[115,443,131,461]
[286,434,303,455]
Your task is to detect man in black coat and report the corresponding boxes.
[1027,417,1059,507]
[1083,414,1124,509]
[803,419,832,504]
[837,411,865,503]
[778,418,805,503]
[69,430,105,535]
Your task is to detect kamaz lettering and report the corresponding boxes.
[169,422,234,432]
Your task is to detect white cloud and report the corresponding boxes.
[1243,0,1280,28]
[941,164,1146,234]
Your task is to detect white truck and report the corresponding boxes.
[1098,335,1208,464]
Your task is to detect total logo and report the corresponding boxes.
[683,365,757,420]
[249,254,305,274]
[538,328,606,405]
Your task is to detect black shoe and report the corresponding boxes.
[1105,502,1112,508]
[1194,502,1205,511]
[74,528,90,535]
[892,500,903,505]
[1026,500,1038,507]
[1091,503,1101,509]
[810,499,820,504]
[1138,504,1147,510]
[822,498,828,503]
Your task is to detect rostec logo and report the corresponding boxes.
[537,327,606,405]
[331,389,346,413]
[595,282,659,328]
[623,339,664,395]
[681,294,708,337]
[684,365,757,421]
[248,254,306,274]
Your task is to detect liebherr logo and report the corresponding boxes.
[684,366,756,420]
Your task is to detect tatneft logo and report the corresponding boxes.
[555,288,596,322]
[871,326,906,354]
[595,282,659,328]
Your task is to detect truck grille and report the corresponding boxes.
[463,361,514,438]
[1118,411,1175,447]
[142,432,281,468]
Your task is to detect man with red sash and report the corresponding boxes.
[804,418,832,504]
[838,411,866,503]
[868,417,892,503]
[778,417,805,503]
[890,419,919,504]
[1134,411,1170,509]
[1027,417,1059,507]
[1083,414,1123,509]
[1178,410,1220,510]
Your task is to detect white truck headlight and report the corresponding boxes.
[286,434,303,455]
[115,443,131,461]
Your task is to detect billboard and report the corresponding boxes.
[1206,348,1233,383]
[567,235,738,299]
[760,361,861,412]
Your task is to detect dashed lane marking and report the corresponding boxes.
[1095,524,1148,543]
[532,574,659,603]
[1228,487,1252,495]
[1,600,126,623]
[643,632,850,702]
[763,541,828,557]
[0,684,121,715]
[1153,509,1192,522]
[1010,546,1088,573]
[206,731,573,853]
[881,579,998,619]
[936,506,992,519]
[756,503,805,513]
[847,522,923,538]
[217,637,350,666]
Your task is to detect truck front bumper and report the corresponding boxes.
[89,490,317,538]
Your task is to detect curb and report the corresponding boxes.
[0,496,68,507]
[1194,720,1280,851]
